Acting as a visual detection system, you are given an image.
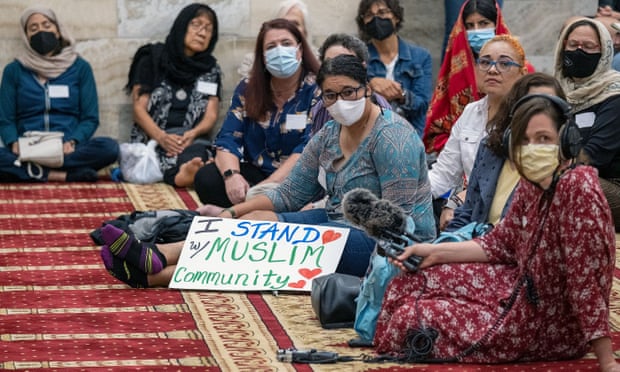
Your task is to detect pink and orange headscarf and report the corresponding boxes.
[423,0,510,154]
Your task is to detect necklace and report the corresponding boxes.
[270,79,299,99]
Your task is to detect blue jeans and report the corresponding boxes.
[0,137,119,181]
[277,209,376,277]
[442,0,504,59]
[613,53,620,71]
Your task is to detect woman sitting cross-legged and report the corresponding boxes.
[554,17,620,232]
[99,54,436,287]
[373,95,618,370]
[124,3,222,187]
[193,18,320,206]
[0,6,118,182]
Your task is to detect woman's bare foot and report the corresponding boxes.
[174,157,204,187]
[196,204,225,216]
[47,170,67,182]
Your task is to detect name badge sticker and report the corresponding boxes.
[285,114,307,130]
[197,81,218,96]
[575,112,596,129]
[48,85,69,98]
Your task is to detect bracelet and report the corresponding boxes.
[444,199,458,210]
[224,207,237,219]
[445,193,464,210]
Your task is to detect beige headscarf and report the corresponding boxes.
[16,6,78,79]
[554,17,620,112]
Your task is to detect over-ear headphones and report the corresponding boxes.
[502,94,582,160]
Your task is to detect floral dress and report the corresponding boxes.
[374,166,616,363]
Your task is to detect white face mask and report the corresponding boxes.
[517,144,560,184]
[326,97,366,126]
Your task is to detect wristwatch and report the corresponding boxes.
[222,169,240,179]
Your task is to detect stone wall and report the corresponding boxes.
[0,0,597,142]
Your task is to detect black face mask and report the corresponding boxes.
[562,49,601,78]
[364,16,395,41]
[29,31,60,55]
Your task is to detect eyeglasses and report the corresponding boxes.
[362,8,392,22]
[189,20,213,34]
[476,58,522,73]
[565,40,601,53]
[322,85,366,105]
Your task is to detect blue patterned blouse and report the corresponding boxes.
[267,109,436,243]
[214,73,320,175]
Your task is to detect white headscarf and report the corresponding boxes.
[16,6,78,79]
[554,17,620,112]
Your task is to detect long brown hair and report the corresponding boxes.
[245,18,319,121]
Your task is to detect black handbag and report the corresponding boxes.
[310,273,361,329]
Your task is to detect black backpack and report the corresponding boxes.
[90,209,199,245]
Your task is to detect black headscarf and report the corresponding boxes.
[125,3,219,93]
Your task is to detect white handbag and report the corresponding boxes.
[14,131,65,178]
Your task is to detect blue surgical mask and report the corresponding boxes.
[467,28,495,54]
[264,45,301,78]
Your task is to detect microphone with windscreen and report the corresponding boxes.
[342,188,423,272]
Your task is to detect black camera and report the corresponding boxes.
[376,229,424,272]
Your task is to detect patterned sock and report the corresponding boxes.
[100,224,166,274]
[101,245,148,288]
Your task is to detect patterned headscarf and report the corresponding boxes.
[554,17,620,112]
[16,6,78,79]
[422,0,509,154]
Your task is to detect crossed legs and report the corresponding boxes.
[99,224,183,288]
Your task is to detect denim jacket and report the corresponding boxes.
[367,36,433,136]
[446,138,515,231]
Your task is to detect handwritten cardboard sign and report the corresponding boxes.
[168,217,350,292]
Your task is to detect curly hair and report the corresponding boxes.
[356,0,404,41]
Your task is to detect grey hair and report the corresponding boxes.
[318,33,369,63]
[275,0,312,43]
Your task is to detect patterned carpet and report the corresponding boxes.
[1,181,619,371]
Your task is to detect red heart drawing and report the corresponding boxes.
[299,268,322,279]
[288,280,306,289]
[322,230,342,244]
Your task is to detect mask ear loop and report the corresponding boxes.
[365,83,383,115]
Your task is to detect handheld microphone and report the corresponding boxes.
[342,188,423,272]
[277,348,339,363]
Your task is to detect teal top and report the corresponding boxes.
[268,109,436,243]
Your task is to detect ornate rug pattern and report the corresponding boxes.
[1,181,619,371]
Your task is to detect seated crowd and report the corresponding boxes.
[2,0,620,369]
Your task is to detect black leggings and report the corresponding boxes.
[193,162,268,206]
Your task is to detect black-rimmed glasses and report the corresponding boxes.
[322,85,366,105]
